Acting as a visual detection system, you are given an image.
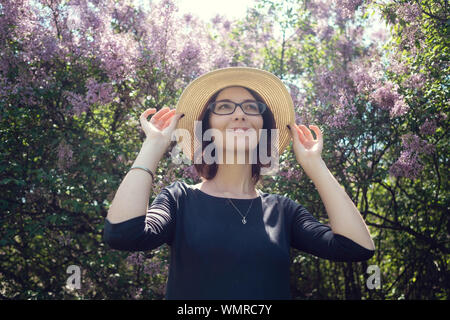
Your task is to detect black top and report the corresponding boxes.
[103,180,375,300]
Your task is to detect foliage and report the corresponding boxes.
[0,0,448,299]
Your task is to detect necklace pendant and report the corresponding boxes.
[242,218,247,224]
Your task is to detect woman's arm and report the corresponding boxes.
[106,139,164,224]
[104,186,176,251]
[287,124,375,251]
[305,158,375,251]
[106,108,182,224]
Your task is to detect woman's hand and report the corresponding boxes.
[140,106,184,149]
[287,124,324,173]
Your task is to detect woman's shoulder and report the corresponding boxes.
[159,181,301,215]
[259,191,303,210]
[162,180,294,203]
[161,179,208,198]
[154,180,191,201]
[166,179,200,191]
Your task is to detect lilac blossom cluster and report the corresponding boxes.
[370,81,409,118]
[1,0,232,120]
[278,166,303,181]
[389,133,435,180]
[420,119,437,136]
[395,2,424,55]
[2,0,440,185]
[335,0,365,19]
[1,0,238,177]
[302,0,438,183]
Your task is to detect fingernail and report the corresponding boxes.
[180,114,185,119]
[286,125,291,129]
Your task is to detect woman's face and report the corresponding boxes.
[208,87,264,162]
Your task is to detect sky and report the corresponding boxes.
[134,0,257,21]
[174,0,256,21]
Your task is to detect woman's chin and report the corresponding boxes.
[217,147,257,165]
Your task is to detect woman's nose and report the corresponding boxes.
[232,105,247,119]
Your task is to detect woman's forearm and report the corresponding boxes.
[106,139,165,224]
[305,158,375,251]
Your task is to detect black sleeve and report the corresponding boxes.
[289,201,375,262]
[103,187,176,252]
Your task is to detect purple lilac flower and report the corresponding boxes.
[126,252,145,266]
[211,14,222,25]
[309,0,332,19]
[223,20,231,31]
[420,119,437,136]
[143,260,163,277]
[390,133,435,180]
[370,81,409,118]
[389,151,423,180]
[401,133,435,155]
[335,0,364,19]
[405,73,426,90]
[64,91,89,116]
[85,78,114,105]
[396,2,422,23]
[390,99,410,117]
[349,62,376,94]
[183,13,193,24]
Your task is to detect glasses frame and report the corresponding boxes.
[208,99,267,116]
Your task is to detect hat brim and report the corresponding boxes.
[175,67,295,162]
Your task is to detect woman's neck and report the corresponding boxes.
[203,163,257,197]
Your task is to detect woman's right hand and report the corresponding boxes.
[139,106,184,151]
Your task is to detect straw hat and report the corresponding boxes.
[174,67,295,162]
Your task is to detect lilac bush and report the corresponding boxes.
[0,0,447,299]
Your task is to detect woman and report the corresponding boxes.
[104,67,375,300]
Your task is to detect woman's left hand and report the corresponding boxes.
[287,124,324,172]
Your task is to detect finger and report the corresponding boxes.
[294,124,307,145]
[162,112,176,129]
[163,113,184,132]
[151,106,171,121]
[309,125,322,141]
[159,108,176,124]
[293,125,307,152]
[140,108,157,129]
[299,125,314,141]
[140,108,157,120]
[287,124,298,140]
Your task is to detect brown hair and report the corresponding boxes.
[193,86,277,185]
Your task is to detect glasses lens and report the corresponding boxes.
[212,102,234,114]
[242,102,265,114]
[210,101,267,115]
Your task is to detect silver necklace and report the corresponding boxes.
[228,197,254,224]
[212,180,257,225]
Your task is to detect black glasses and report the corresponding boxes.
[208,100,267,115]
